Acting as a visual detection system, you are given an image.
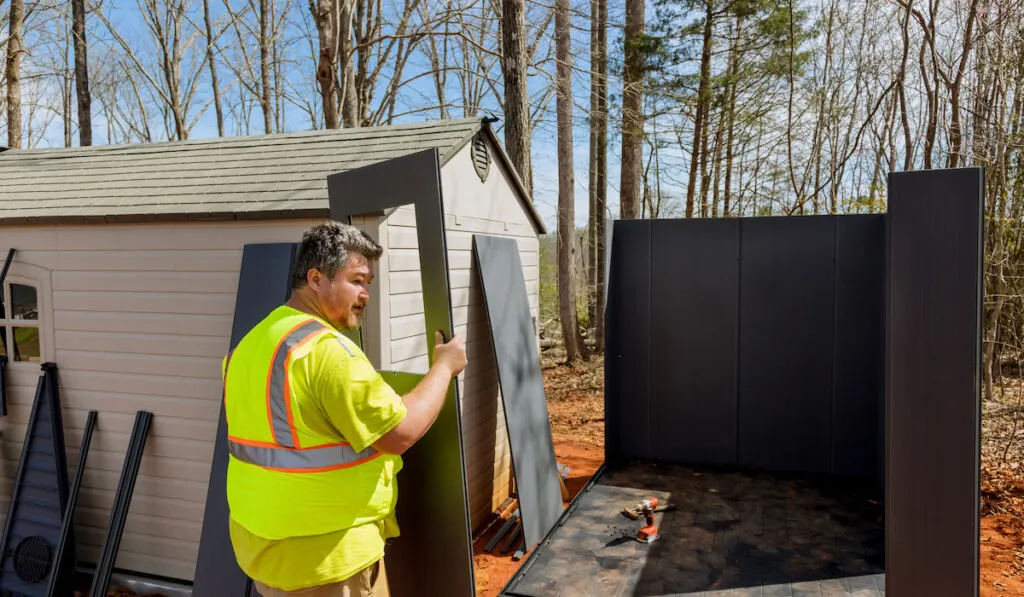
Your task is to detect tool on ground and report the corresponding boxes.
[620,497,676,544]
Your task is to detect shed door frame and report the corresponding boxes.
[326,149,476,597]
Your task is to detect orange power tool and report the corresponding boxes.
[621,497,676,543]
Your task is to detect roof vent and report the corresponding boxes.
[472,133,491,182]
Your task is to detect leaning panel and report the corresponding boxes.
[193,242,299,597]
[472,235,563,549]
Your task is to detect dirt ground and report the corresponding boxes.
[472,358,1024,597]
[980,388,1024,595]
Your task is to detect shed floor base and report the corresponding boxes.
[502,462,885,596]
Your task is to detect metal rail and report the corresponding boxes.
[88,410,153,597]
[46,410,98,597]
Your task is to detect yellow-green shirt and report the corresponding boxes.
[227,306,407,591]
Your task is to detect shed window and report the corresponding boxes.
[0,282,41,362]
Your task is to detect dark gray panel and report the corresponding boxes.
[738,216,835,473]
[649,218,739,464]
[832,215,885,477]
[886,168,982,597]
[328,149,475,597]
[472,235,562,549]
[604,220,652,463]
[193,242,297,597]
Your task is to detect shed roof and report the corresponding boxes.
[0,117,545,233]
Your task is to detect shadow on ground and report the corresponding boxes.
[503,461,885,596]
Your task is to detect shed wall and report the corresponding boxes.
[0,217,372,581]
[383,139,540,528]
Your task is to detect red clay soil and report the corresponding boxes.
[473,438,604,597]
[981,461,1024,596]
[982,514,1024,596]
[472,359,1024,597]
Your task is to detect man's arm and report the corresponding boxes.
[373,331,467,455]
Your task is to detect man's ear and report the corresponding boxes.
[305,267,322,289]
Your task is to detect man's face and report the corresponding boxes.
[310,254,374,330]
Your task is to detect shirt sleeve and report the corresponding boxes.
[310,336,408,453]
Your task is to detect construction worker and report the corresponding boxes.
[222,221,467,597]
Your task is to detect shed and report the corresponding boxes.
[0,117,545,583]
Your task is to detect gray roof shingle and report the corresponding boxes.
[0,117,513,226]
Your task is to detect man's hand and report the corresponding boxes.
[433,331,467,377]
[373,331,467,455]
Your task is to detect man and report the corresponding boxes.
[222,222,467,597]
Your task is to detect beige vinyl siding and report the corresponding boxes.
[0,217,395,581]
[384,205,430,374]
[440,139,541,528]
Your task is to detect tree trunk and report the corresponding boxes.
[723,15,741,217]
[502,0,532,196]
[340,0,359,127]
[594,0,607,351]
[311,0,342,128]
[588,0,599,339]
[71,0,92,146]
[556,0,586,364]
[6,0,24,148]
[260,0,274,133]
[685,0,713,218]
[203,0,224,136]
[711,108,723,218]
[619,0,644,219]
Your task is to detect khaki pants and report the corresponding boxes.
[254,559,389,597]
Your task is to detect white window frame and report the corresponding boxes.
[0,274,47,367]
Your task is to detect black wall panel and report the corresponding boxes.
[472,235,563,549]
[604,220,652,463]
[833,215,885,477]
[887,168,982,597]
[738,216,836,474]
[649,219,739,464]
[193,242,298,597]
[605,214,885,478]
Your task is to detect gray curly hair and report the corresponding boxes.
[291,221,383,288]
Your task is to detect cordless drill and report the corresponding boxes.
[621,497,673,543]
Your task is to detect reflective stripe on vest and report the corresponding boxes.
[228,437,380,473]
[226,317,381,473]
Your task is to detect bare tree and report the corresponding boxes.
[6,0,24,148]
[502,0,532,196]
[588,0,608,350]
[310,0,343,128]
[202,0,225,136]
[224,0,283,134]
[95,0,215,141]
[555,0,585,363]
[260,0,273,132]
[620,0,645,219]
[685,0,715,218]
[71,0,91,145]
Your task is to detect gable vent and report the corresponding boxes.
[472,133,491,182]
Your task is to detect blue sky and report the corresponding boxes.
[23,0,642,233]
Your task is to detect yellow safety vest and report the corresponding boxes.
[223,308,402,540]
